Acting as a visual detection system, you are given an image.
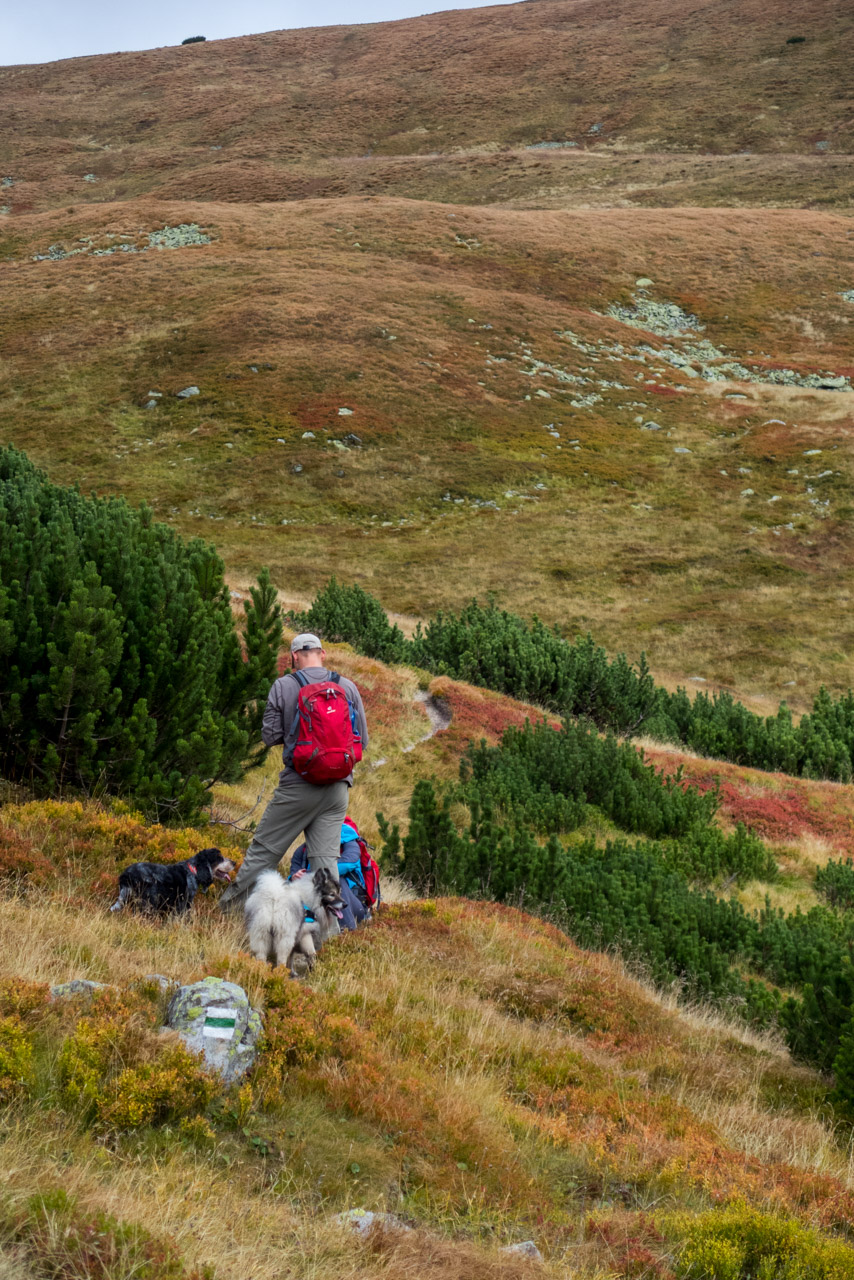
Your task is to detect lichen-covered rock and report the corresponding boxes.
[166,978,261,1083]
[335,1209,412,1236]
[501,1240,542,1260]
[51,979,108,1000]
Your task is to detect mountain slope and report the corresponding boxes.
[1,0,852,215]
[2,196,853,698]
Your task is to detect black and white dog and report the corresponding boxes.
[110,848,235,916]
[245,868,346,972]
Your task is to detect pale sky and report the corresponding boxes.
[2,0,512,66]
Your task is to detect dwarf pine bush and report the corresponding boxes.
[815,857,854,909]
[304,579,854,779]
[0,447,282,821]
[379,719,854,1069]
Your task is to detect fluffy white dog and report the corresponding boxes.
[244,867,345,972]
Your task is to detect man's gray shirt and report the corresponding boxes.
[262,667,368,786]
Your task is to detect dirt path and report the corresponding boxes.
[372,691,452,768]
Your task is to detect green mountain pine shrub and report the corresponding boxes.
[0,447,281,820]
[379,720,854,1070]
[302,579,854,780]
[815,857,854,910]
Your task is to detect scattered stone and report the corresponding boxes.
[588,122,603,134]
[635,277,654,289]
[301,431,315,439]
[166,977,262,1084]
[176,386,200,398]
[689,676,707,683]
[51,979,108,1000]
[673,446,692,454]
[82,173,98,183]
[641,421,661,431]
[147,391,162,398]
[144,400,159,410]
[535,388,551,398]
[343,433,362,446]
[338,407,354,416]
[292,463,303,474]
[741,488,755,496]
[841,290,854,304]
[804,449,822,456]
[144,974,177,991]
[606,294,702,337]
[526,140,578,150]
[331,439,349,451]
[1,177,12,188]
[230,591,243,599]
[501,1241,543,1261]
[148,224,211,249]
[335,1209,412,1237]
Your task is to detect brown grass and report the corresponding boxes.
[2,196,853,700]
[1,0,852,218]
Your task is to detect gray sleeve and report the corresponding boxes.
[261,679,287,746]
[346,680,369,752]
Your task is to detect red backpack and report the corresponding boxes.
[289,671,363,784]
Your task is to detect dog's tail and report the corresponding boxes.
[110,885,130,913]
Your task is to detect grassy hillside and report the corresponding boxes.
[2,198,854,700]
[1,0,852,217]
[3,2,854,1274]
[4,794,854,1280]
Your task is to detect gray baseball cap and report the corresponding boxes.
[290,632,323,653]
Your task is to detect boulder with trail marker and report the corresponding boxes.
[166,977,261,1083]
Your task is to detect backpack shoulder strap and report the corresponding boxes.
[329,672,341,685]
[288,669,310,689]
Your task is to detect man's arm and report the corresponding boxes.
[261,679,287,747]
[349,682,369,752]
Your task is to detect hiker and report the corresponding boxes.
[220,632,368,911]
[288,818,381,930]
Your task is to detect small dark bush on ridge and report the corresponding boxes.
[181,35,206,44]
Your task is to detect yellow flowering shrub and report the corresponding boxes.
[673,1204,854,1279]
[0,977,50,1022]
[102,1046,219,1130]
[0,1016,34,1100]
[57,994,220,1131]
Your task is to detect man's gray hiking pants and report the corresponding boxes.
[219,776,349,911]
